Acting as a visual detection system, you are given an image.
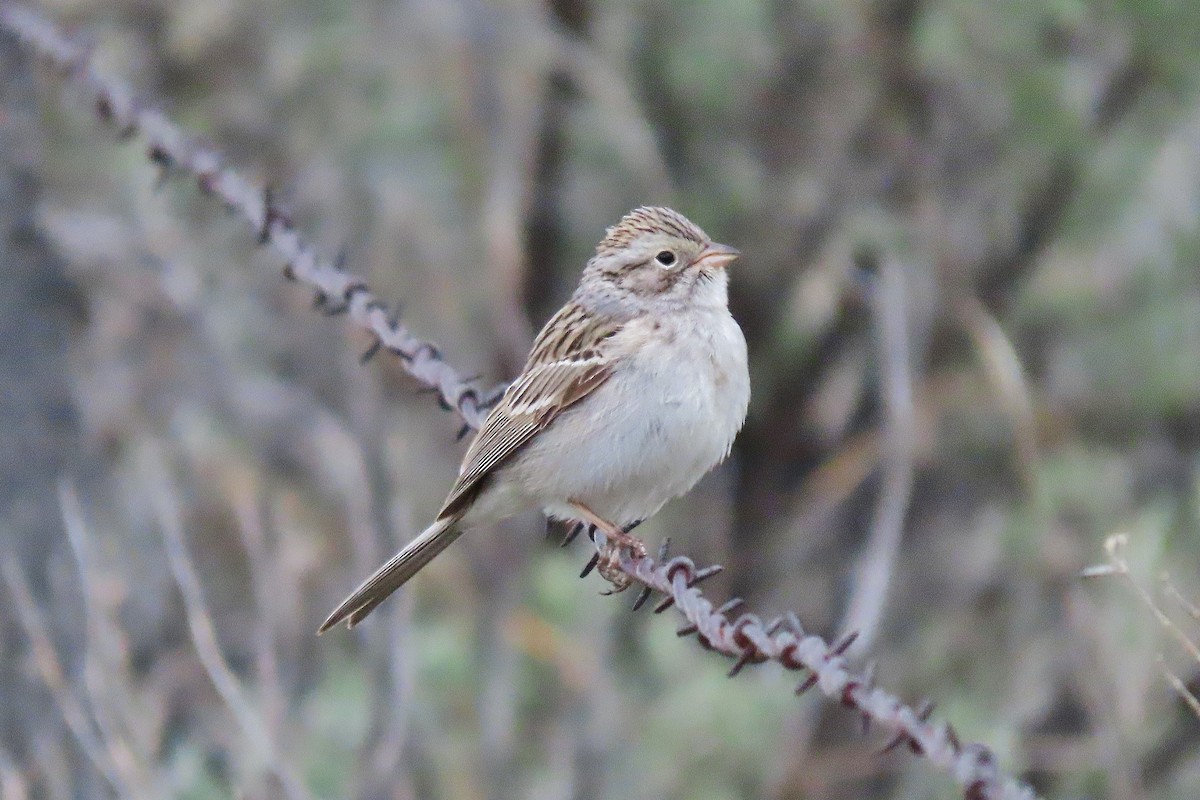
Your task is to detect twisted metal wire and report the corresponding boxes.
[0,6,501,432]
[607,540,1034,800]
[1,7,1038,798]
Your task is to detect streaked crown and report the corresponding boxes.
[596,206,709,257]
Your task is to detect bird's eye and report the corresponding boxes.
[655,250,676,267]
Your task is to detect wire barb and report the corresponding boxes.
[652,594,676,614]
[726,646,758,678]
[945,723,962,754]
[359,338,382,364]
[831,630,860,656]
[259,187,275,244]
[690,564,723,584]
[795,673,819,696]
[716,598,745,617]
[879,729,909,755]
[859,662,878,735]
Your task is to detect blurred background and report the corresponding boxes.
[3,0,1200,798]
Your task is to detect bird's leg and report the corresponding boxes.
[569,502,647,557]
[569,502,647,592]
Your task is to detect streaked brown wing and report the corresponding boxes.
[437,304,622,519]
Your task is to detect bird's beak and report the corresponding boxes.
[692,242,741,270]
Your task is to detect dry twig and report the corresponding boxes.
[957,296,1039,490]
[1083,533,1200,719]
[142,446,312,800]
[59,482,156,797]
[0,559,125,795]
[840,254,917,654]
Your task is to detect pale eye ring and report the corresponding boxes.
[654,250,676,267]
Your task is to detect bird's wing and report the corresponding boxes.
[438,302,623,519]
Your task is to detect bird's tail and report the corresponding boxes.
[318,516,462,633]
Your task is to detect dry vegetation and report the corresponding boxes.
[2,1,1200,799]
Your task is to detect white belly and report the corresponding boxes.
[501,308,749,525]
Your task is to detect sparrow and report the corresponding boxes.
[320,206,749,631]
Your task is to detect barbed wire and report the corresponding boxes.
[0,6,1038,798]
[0,6,502,432]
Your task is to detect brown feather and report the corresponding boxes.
[438,303,623,519]
[318,517,462,632]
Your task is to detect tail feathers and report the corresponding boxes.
[318,517,462,633]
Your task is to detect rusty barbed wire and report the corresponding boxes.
[589,534,1037,800]
[1,7,1039,798]
[0,6,502,431]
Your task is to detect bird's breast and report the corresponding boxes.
[520,308,749,524]
[628,310,749,458]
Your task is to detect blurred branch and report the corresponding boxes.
[975,158,1078,313]
[325,356,417,796]
[0,747,29,800]
[770,254,918,794]
[0,18,87,789]
[956,297,1039,490]
[548,30,671,195]
[0,559,125,795]
[1,7,1039,798]
[1163,575,1200,623]
[143,446,312,800]
[228,485,288,754]
[1158,657,1200,720]
[975,51,1153,316]
[839,255,917,655]
[59,482,157,797]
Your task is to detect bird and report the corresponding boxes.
[319,206,749,632]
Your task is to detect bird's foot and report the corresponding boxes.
[595,525,646,592]
[568,503,646,592]
[596,547,633,592]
